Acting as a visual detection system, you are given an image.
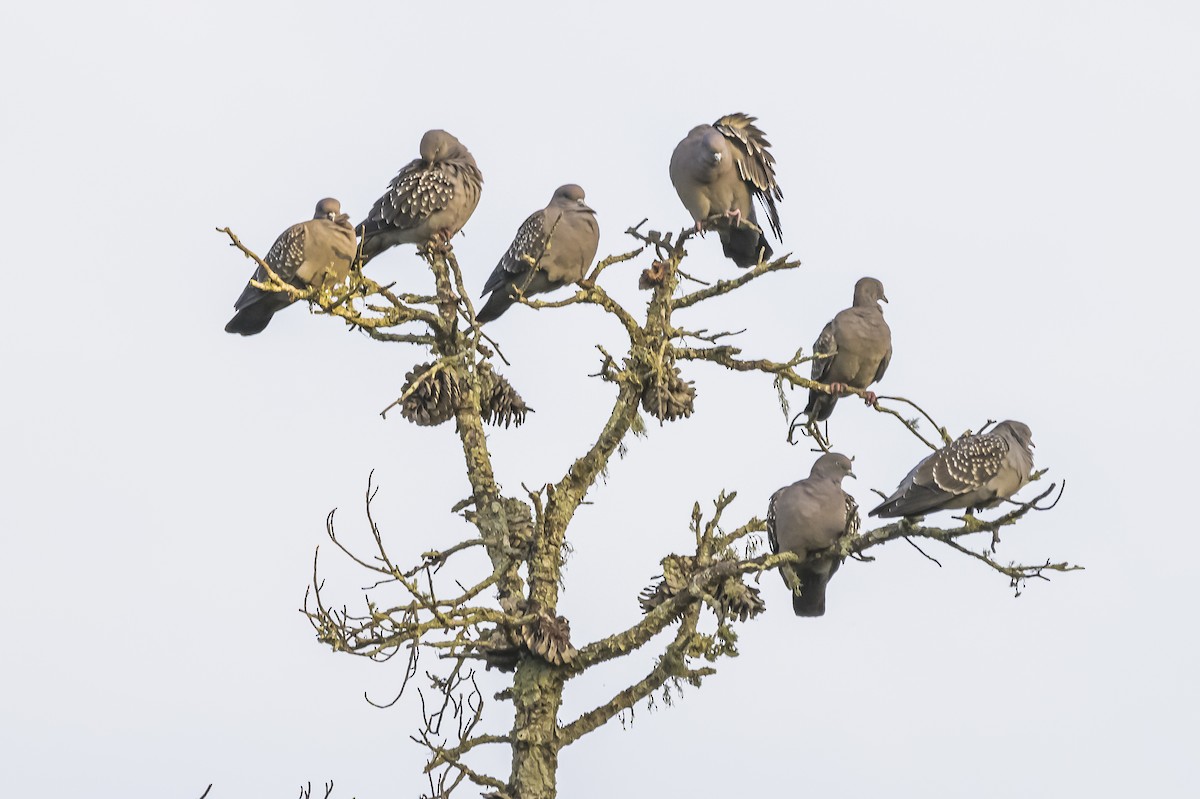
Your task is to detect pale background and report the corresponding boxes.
[2,1,1196,796]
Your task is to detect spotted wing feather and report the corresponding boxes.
[766,488,783,554]
[232,223,306,313]
[810,322,837,384]
[483,210,548,295]
[372,161,454,233]
[870,432,1010,517]
[843,493,861,538]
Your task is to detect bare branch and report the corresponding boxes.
[674,254,803,309]
[559,605,702,747]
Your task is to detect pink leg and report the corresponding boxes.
[863,390,878,406]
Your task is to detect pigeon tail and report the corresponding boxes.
[791,561,840,617]
[224,302,277,336]
[475,291,515,324]
[792,587,826,617]
[803,391,838,423]
[720,224,772,268]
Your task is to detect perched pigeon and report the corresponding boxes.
[225,198,357,336]
[669,113,783,268]
[804,277,892,422]
[870,421,1035,518]
[476,184,599,323]
[358,129,482,263]
[767,452,859,617]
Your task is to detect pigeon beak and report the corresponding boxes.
[881,294,889,303]
[847,470,857,479]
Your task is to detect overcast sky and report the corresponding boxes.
[2,1,1197,797]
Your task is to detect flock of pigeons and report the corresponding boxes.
[222,114,1037,618]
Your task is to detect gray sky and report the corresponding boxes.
[2,1,1197,796]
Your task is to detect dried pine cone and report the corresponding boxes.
[712,576,766,622]
[638,260,668,289]
[638,554,696,615]
[641,366,696,422]
[521,609,576,666]
[398,362,461,426]
[477,363,532,428]
[637,581,674,614]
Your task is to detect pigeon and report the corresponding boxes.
[870,421,1036,518]
[224,198,357,336]
[767,452,859,617]
[358,129,483,263]
[476,184,599,323]
[669,113,783,268]
[804,277,892,422]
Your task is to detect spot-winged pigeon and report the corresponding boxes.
[476,184,599,324]
[224,198,357,336]
[804,277,892,422]
[358,129,483,263]
[669,113,783,268]
[869,421,1035,518]
[767,452,859,617]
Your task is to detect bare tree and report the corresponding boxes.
[219,217,1076,799]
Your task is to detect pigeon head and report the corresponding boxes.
[313,197,342,221]
[699,128,727,165]
[852,277,888,307]
[552,184,593,213]
[810,452,856,482]
[993,420,1034,451]
[419,129,465,162]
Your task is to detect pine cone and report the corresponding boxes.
[638,554,696,615]
[641,365,696,422]
[639,260,669,289]
[521,610,576,666]
[477,363,532,428]
[713,576,766,622]
[398,362,461,427]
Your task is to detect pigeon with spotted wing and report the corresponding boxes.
[669,113,783,268]
[869,421,1035,518]
[767,452,859,617]
[804,277,892,422]
[476,185,599,323]
[225,198,357,336]
[358,129,482,263]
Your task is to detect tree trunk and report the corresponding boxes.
[508,658,564,799]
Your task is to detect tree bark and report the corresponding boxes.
[508,659,564,799]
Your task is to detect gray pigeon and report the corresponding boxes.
[225,198,357,336]
[476,185,599,324]
[870,421,1035,518]
[358,129,483,263]
[669,113,783,268]
[767,452,859,617]
[804,277,893,422]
